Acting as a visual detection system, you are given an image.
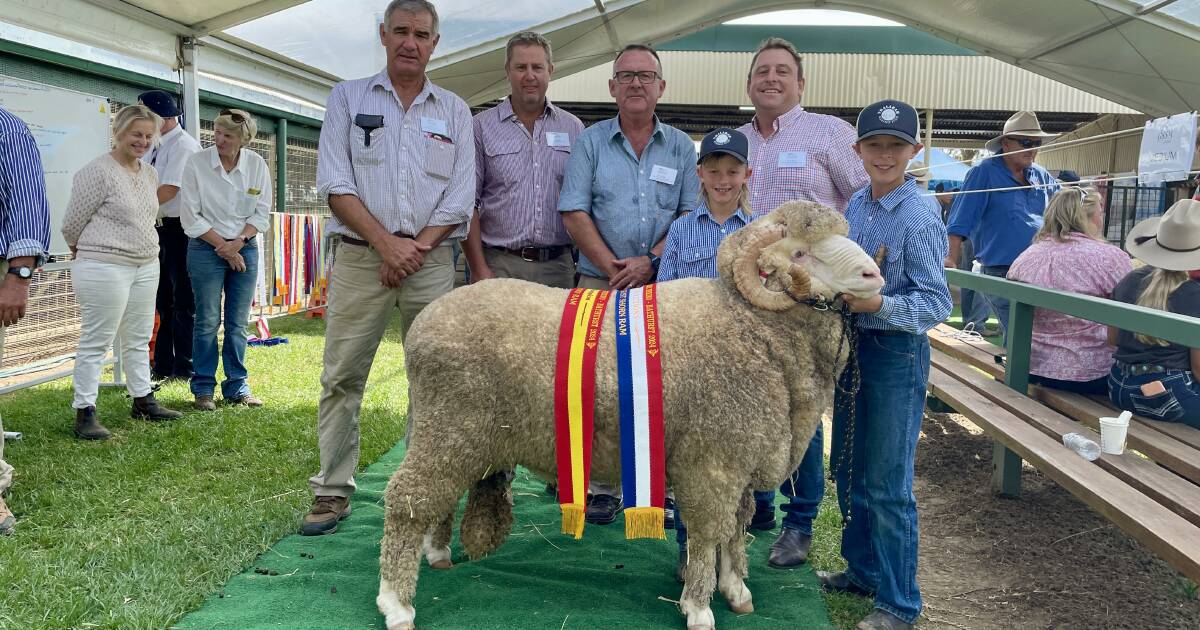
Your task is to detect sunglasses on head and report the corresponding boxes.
[1009,137,1042,149]
[220,109,248,125]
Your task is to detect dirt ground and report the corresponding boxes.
[914,412,1200,629]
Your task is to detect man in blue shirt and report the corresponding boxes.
[946,111,1060,339]
[0,106,52,535]
[558,43,699,526]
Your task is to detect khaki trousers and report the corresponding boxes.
[308,242,454,498]
[0,261,13,495]
[482,247,575,289]
[575,274,622,499]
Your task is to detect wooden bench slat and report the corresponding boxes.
[927,325,1004,379]
[930,352,1200,528]
[927,368,1200,583]
[1030,386,1200,486]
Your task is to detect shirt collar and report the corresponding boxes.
[158,124,182,145]
[209,147,247,175]
[370,70,437,106]
[869,177,921,211]
[753,104,805,136]
[498,96,556,122]
[695,200,752,225]
[608,114,665,142]
[984,155,1046,183]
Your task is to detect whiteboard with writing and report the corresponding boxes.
[1138,112,1197,187]
[0,75,111,255]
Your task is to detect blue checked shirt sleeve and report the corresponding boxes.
[874,222,953,334]
[427,99,475,229]
[316,83,357,200]
[557,133,596,214]
[0,129,51,260]
[655,222,683,282]
[946,165,988,238]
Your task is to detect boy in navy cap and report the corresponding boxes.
[816,100,951,630]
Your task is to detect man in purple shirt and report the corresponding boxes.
[736,37,868,570]
[464,31,583,288]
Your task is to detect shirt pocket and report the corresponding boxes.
[654,179,684,214]
[424,135,455,180]
[350,125,388,168]
[236,189,261,219]
[682,244,717,266]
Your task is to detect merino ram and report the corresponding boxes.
[377,201,885,630]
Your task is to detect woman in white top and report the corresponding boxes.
[180,109,272,410]
[62,105,184,440]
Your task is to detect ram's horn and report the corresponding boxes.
[731,227,812,311]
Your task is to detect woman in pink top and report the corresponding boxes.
[1008,187,1132,394]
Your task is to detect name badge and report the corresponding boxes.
[778,151,807,168]
[420,116,449,136]
[546,132,570,147]
[649,164,678,185]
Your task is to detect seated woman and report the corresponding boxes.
[1107,199,1200,428]
[1007,187,1131,394]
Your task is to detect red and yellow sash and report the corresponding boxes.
[553,288,611,538]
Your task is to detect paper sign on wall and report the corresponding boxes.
[1138,112,1197,186]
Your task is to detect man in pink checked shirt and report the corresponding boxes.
[735,36,869,570]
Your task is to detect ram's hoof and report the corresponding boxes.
[728,598,754,614]
[429,559,453,569]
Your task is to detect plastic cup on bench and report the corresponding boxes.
[1099,411,1133,455]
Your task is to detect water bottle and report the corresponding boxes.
[1062,432,1101,461]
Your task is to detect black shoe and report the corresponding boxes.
[73,406,111,440]
[584,493,623,525]
[767,527,812,568]
[545,483,557,497]
[664,498,676,530]
[816,570,875,597]
[856,610,912,630]
[749,504,776,531]
[131,393,183,421]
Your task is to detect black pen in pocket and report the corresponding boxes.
[355,114,385,147]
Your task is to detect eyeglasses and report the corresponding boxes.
[1009,138,1043,149]
[220,109,248,125]
[613,71,660,84]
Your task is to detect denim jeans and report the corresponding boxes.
[957,240,989,330]
[1107,365,1200,428]
[674,425,824,547]
[188,239,258,400]
[832,330,928,624]
[979,264,1011,342]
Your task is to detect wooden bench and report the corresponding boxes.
[925,322,1200,583]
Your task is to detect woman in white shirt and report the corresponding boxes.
[62,104,183,440]
[179,109,272,410]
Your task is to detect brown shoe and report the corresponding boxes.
[0,496,14,535]
[132,393,183,421]
[73,406,111,440]
[301,495,351,536]
[227,394,263,407]
[194,395,216,412]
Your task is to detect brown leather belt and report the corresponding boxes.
[340,231,415,248]
[486,244,570,262]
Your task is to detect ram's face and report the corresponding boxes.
[765,233,883,299]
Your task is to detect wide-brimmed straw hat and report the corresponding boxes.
[985,111,1059,154]
[1125,198,1200,271]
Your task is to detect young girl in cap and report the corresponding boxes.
[657,127,756,582]
[1107,199,1200,427]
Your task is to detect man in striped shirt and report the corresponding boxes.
[0,106,52,535]
[463,31,583,289]
[736,37,869,570]
[304,0,475,536]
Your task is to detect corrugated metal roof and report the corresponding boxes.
[546,51,1139,114]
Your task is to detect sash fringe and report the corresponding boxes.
[561,504,586,539]
[623,507,666,540]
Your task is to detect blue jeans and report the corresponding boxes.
[979,265,1011,342]
[1108,364,1200,428]
[674,425,823,547]
[832,331,928,624]
[957,240,989,330]
[188,239,258,400]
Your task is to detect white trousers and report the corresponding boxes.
[71,259,158,408]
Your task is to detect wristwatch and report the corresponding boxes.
[647,253,661,271]
[6,265,33,280]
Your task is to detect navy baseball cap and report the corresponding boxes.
[698,128,749,164]
[856,99,919,145]
[138,90,181,118]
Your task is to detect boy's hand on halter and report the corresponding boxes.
[840,293,883,314]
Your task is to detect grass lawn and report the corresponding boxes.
[0,312,871,630]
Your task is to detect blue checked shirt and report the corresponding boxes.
[656,201,752,282]
[846,177,952,334]
[0,107,51,263]
[947,156,1059,266]
[557,116,700,278]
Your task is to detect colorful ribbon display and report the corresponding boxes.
[615,285,667,540]
[553,288,610,539]
[265,213,329,314]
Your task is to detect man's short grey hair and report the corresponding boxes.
[749,37,803,80]
[613,43,662,76]
[384,0,439,34]
[505,31,553,67]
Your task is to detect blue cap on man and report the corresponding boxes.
[137,90,182,118]
[698,127,749,164]
[855,99,919,145]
